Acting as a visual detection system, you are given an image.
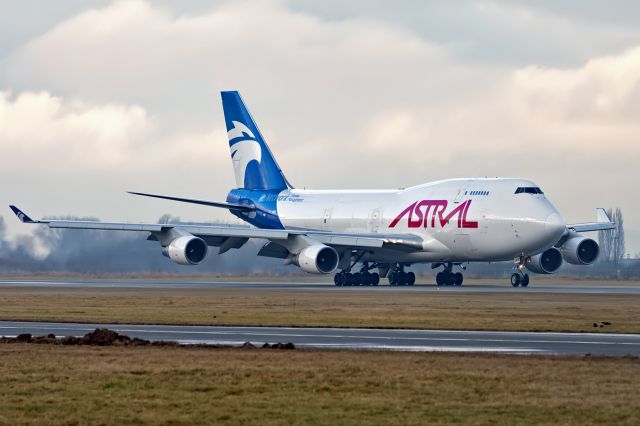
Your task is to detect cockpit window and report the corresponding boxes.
[515,187,543,194]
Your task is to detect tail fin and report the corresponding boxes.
[221,91,291,191]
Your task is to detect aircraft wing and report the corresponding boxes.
[8,206,423,254]
[567,208,616,232]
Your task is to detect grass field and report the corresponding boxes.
[0,344,638,425]
[1,285,639,333]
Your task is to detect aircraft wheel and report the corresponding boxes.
[446,273,455,286]
[398,272,407,286]
[454,272,463,286]
[371,273,380,286]
[362,273,369,286]
[407,272,416,286]
[436,272,444,286]
[388,273,396,286]
[510,273,521,287]
[343,273,352,286]
[521,274,530,287]
[334,274,341,286]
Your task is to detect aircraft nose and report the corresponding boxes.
[545,212,566,239]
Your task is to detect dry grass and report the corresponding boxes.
[0,344,638,425]
[1,286,639,333]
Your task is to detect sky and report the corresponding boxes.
[1,0,639,256]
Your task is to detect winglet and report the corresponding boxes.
[596,208,612,223]
[9,205,36,223]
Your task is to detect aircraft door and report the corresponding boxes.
[322,208,332,231]
[453,180,472,204]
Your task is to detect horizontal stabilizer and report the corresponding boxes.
[128,192,255,212]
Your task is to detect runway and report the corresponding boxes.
[1,278,640,294]
[1,321,639,356]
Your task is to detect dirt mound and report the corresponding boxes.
[1,328,151,346]
[262,342,296,350]
[81,328,121,345]
[80,328,150,346]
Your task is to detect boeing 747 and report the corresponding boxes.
[11,91,614,286]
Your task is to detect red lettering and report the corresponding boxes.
[389,199,478,229]
[389,201,416,228]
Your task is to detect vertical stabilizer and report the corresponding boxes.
[221,91,291,191]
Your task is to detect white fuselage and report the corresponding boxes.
[276,178,566,264]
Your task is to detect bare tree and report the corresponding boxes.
[598,208,614,263]
[598,208,626,266]
[613,208,625,264]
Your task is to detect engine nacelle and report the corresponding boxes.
[525,247,563,274]
[162,236,208,265]
[559,236,599,265]
[295,244,339,274]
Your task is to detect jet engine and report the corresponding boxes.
[559,236,599,265]
[295,244,339,274]
[162,235,208,265]
[525,247,563,274]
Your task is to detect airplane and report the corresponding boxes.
[10,91,615,287]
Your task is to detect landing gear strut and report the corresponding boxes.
[434,262,464,286]
[511,256,530,287]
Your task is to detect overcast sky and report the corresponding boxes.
[1,0,639,256]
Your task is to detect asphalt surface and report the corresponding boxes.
[1,321,639,356]
[1,279,639,294]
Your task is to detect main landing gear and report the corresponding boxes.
[388,264,415,286]
[334,271,380,286]
[333,262,414,286]
[434,262,464,286]
[511,256,530,287]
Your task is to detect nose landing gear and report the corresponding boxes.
[434,263,464,286]
[511,256,530,287]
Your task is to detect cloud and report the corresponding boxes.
[1,91,151,169]
[0,0,638,255]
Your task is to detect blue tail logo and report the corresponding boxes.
[221,91,291,191]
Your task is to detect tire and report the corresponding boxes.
[372,273,380,286]
[454,272,463,286]
[353,273,362,286]
[407,272,416,286]
[521,274,530,287]
[388,273,396,286]
[344,273,352,286]
[446,273,455,286]
[334,274,341,286]
[436,272,444,286]
[398,272,407,286]
[362,273,369,286]
[511,273,521,287]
